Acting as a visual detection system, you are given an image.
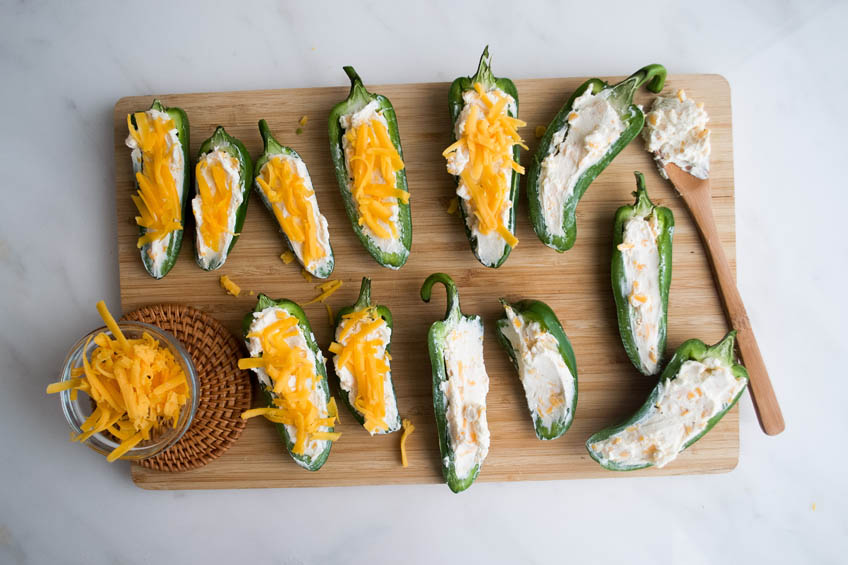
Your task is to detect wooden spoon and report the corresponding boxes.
[664,163,784,435]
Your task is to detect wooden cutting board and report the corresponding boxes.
[114,73,738,490]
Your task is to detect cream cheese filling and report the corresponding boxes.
[440,316,490,479]
[590,356,745,468]
[539,88,624,237]
[500,305,574,430]
[643,89,710,179]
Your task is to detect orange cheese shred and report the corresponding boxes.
[332,307,392,433]
[127,111,183,249]
[195,152,239,253]
[239,310,339,455]
[46,301,190,462]
[344,113,408,241]
[443,83,526,249]
[256,157,326,268]
[306,279,343,305]
[219,275,241,296]
[400,418,415,467]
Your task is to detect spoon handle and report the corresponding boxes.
[681,184,785,435]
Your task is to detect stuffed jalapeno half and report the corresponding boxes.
[125,99,190,279]
[192,126,253,270]
[421,273,490,493]
[587,331,748,471]
[443,47,526,268]
[254,120,334,278]
[238,294,340,471]
[495,299,578,440]
[612,172,674,375]
[526,64,666,252]
[329,277,401,434]
[328,67,411,269]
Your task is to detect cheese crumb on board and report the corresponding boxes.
[219,274,241,296]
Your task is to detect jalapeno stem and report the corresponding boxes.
[421,273,461,321]
[353,277,372,311]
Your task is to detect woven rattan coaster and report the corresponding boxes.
[123,304,252,472]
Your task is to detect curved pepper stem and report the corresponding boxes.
[353,277,372,311]
[630,64,667,93]
[421,273,461,321]
[708,330,738,363]
[150,98,166,112]
[343,65,371,102]
[631,171,656,216]
[258,119,282,155]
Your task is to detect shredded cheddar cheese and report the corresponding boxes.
[400,418,415,467]
[535,125,547,138]
[331,307,391,433]
[299,115,308,126]
[301,269,313,283]
[345,115,408,240]
[238,310,339,454]
[220,275,241,296]
[325,303,334,326]
[306,279,342,305]
[442,83,526,248]
[195,152,240,253]
[256,157,326,268]
[46,301,190,462]
[446,197,459,216]
[280,250,295,264]
[126,111,182,248]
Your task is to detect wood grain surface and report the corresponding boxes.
[113,73,739,490]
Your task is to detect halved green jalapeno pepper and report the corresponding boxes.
[446,47,523,268]
[612,172,674,376]
[495,298,578,440]
[421,273,489,493]
[328,67,411,269]
[526,64,666,252]
[193,126,252,271]
[331,277,401,434]
[241,294,335,471]
[586,331,748,471]
[254,119,335,278]
[126,99,190,279]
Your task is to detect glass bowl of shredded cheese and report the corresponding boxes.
[50,303,198,462]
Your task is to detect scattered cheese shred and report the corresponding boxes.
[325,302,334,326]
[332,307,391,433]
[239,310,339,454]
[446,197,459,216]
[301,269,313,283]
[195,152,239,253]
[442,83,526,249]
[535,125,547,138]
[400,418,415,467]
[127,111,183,249]
[46,301,190,462]
[299,115,308,126]
[306,279,342,305]
[220,275,241,296]
[256,157,326,268]
[280,250,295,264]
[345,115,408,240]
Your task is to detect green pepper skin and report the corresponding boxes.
[253,119,335,279]
[586,331,748,471]
[447,47,521,268]
[332,277,401,434]
[128,99,191,279]
[328,67,411,269]
[495,299,578,440]
[421,273,487,493]
[241,294,334,471]
[526,64,667,252]
[194,126,253,271]
[611,172,675,375]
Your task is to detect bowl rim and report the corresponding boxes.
[58,320,199,461]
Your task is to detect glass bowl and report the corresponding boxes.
[58,321,199,461]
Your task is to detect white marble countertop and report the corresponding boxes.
[2,0,845,563]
